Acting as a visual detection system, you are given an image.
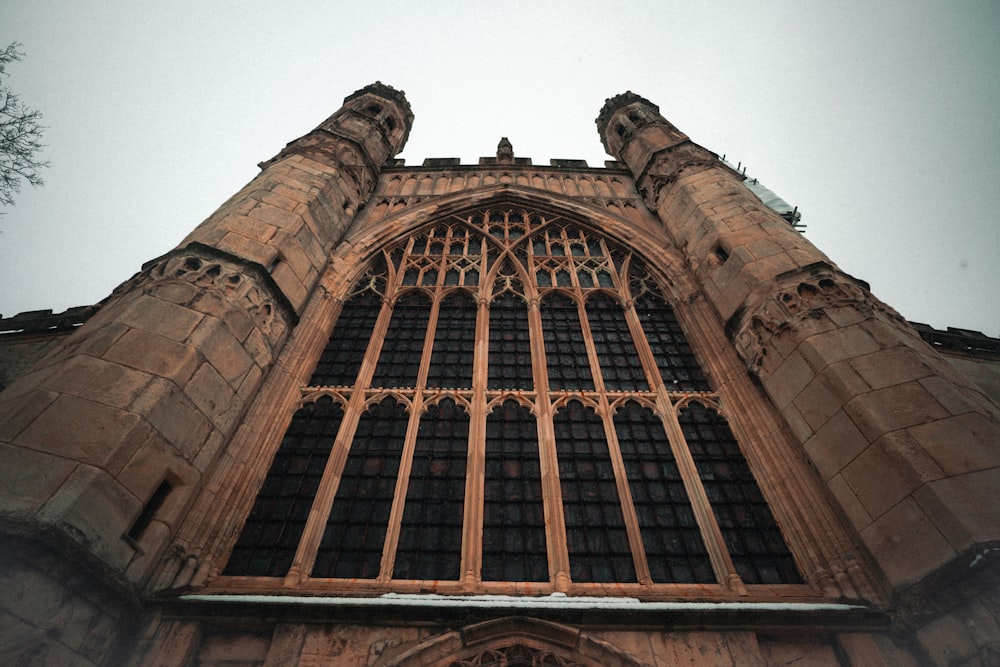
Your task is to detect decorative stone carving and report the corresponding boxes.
[732,268,905,374]
[644,142,723,207]
[448,644,584,667]
[131,249,293,342]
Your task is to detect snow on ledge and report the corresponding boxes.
[178,592,867,612]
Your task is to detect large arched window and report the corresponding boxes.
[222,206,803,595]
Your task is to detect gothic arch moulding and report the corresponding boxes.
[383,617,646,667]
[332,184,697,305]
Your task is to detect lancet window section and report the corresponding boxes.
[223,206,804,595]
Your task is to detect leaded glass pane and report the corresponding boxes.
[635,294,711,392]
[555,400,636,583]
[541,294,594,391]
[312,399,409,579]
[393,399,468,580]
[488,293,533,390]
[679,402,803,584]
[614,401,714,583]
[585,294,649,391]
[309,291,383,387]
[371,292,430,388]
[224,396,344,577]
[426,293,477,389]
[483,400,548,582]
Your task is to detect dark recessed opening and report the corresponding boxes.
[128,479,173,543]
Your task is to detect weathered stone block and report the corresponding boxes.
[271,229,316,284]
[828,473,873,530]
[248,201,305,231]
[793,375,840,431]
[818,360,871,398]
[133,379,212,461]
[74,322,132,359]
[803,410,870,481]
[844,381,949,442]
[915,469,1000,550]
[244,328,275,368]
[910,412,1000,476]
[37,465,141,569]
[104,329,202,386]
[216,230,279,268]
[0,386,59,442]
[799,326,882,374]
[850,345,935,390]
[915,612,981,666]
[648,630,764,666]
[119,295,204,342]
[781,402,813,443]
[842,431,942,518]
[16,394,151,472]
[185,362,242,432]
[43,354,153,410]
[764,351,813,408]
[186,318,254,389]
[270,261,309,312]
[859,497,955,586]
[0,441,75,517]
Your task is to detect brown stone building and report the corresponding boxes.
[1,83,999,666]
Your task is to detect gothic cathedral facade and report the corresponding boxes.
[1,83,999,665]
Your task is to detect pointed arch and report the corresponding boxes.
[338,184,696,305]
[221,183,806,596]
[383,617,644,667]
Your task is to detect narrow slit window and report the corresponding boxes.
[128,479,174,543]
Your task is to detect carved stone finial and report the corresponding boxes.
[497,137,514,163]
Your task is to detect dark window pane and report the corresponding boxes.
[482,401,548,582]
[371,292,431,388]
[312,399,409,579]
[541,294,594,391]
[585,294,649,391]
[488,293,534,390]
[635,294,711,392]
[427,293,477,389]
[554,400,635,583]
[394,399,468,580]
[309,291,383,387]
[679,402,803,584]
[225,397,344,576]
[614,401,714,583]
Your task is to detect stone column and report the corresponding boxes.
[596,92,1000,588]
[0,83,413,592]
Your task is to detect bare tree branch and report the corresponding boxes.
[0,42,50,208]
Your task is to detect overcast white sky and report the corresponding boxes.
[2,1,998,335]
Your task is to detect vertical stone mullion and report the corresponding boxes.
[525,295,571,591]
[376,391,423,582]
[462,298,491,591]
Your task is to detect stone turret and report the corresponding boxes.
[598,92,1000,590]
[0,83,413,598]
